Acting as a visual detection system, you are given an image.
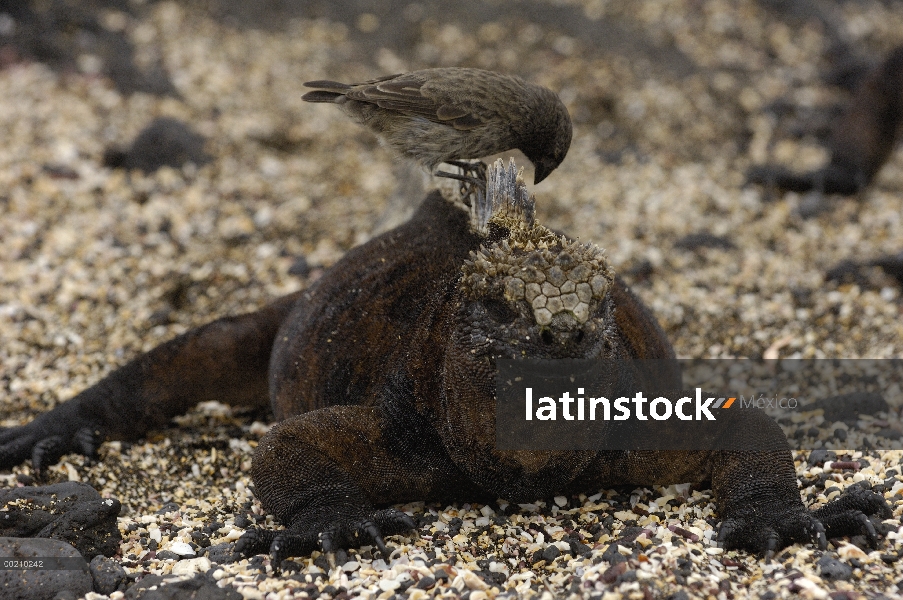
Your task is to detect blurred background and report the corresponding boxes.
[2,0,903,422]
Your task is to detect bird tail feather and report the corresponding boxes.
[304,80,352,90]
[302,80,353,103]
[301,90,346,103]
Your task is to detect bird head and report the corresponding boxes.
[533,152,562,185]
[524,95,572,185]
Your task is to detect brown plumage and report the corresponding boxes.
[302,68,573,184]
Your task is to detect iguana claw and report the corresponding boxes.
[717,483,889,555]
[235,507,416,563]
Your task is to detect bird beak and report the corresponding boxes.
[534,162,553,185]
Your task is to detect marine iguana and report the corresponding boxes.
[747,44,903,195]
[0,161,890,563]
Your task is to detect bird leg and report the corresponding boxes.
[446,160,488,182]
[435,160,488,207]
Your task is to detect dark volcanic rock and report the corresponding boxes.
[0,0,175,95]
[0,481,121,558]
[674,231,736,251]
[811,392,888,423]
[826,252,903,289]
[0,537,92,600]
[203,542,237,564]
[807,449,836,467]
[103,117,210,173]
[90,554,128,594]
[124,573,242,600]
[817,555,852,581]
[287,256,312,277]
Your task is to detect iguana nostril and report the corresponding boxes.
[539,326,583,345]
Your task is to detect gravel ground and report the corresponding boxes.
[3,0,903,598]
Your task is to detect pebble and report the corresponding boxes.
[458,569,490,591]
[817,556,853,582]
[377,578,399,591]
[168,542,196,557]
[341,560,360,572]
[837,544,869,560]
[170,557,211,576]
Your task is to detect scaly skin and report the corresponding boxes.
[0,189,890,563]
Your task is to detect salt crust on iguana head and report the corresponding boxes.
[459,159,614,326]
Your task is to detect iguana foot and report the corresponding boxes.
[235,507,416,564]
[717,483,892,556]
[717,505,827,557]
[0,416,101,478]
[812,483,892,548]
[234,528,279,557]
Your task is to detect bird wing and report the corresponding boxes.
[345,75,486,131]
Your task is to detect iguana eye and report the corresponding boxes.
[482,299,516,324]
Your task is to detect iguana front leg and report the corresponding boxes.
[237,404,481,562]
[0,292,303,476]
[710,449,892,554]
[570,405,890,555]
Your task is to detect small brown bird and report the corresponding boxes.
[302,68,572,185]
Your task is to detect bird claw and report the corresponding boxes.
[446,159,488,183]
[437,160,489,207]
[435,170,485,205]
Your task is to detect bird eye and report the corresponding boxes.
[482,299,517,324]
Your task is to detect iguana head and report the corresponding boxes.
[440,160,624,499]
[454,159,618,361]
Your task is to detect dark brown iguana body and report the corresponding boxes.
[0,189,889,561]
[747,44,903,195]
